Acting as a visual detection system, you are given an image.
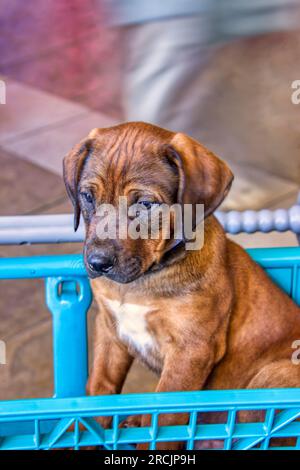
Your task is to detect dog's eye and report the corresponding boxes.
[138,201,159,210]
[80,192,93,204]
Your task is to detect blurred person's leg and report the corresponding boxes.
[108,0,300,210]
[122,15,215,137]
[119,0,300,134]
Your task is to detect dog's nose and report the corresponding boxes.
[87,253,116,274]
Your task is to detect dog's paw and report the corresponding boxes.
[119,415,142,429]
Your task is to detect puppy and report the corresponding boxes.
[63,122,300,450]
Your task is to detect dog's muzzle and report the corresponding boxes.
[86,249,143,283]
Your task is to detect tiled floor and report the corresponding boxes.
[221,162,299,213]
[0,147,68,215]
[3,108,116,175]
[0,79,87,143]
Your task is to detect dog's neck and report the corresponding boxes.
[145,238,186,276]
[94,215,228,299]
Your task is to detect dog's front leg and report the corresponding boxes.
[87,320,133,429]
[138,344,215,450]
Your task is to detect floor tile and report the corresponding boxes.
[123,361,158,394]
[0,78,87,143]
[0,318,53,400]
[0,147,66,215]
[5,111,116,175]
[26,195,72,217]
[0,278,50,342]
[0,241,82,260]
[221,161,299,211]
[267,189,299,210]
[0,155,81,256]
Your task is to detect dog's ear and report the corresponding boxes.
[166,132,233,218]
[63,138,94,231]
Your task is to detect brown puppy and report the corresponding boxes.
[63,122,300,450]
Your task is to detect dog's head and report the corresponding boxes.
[63,122,233,283]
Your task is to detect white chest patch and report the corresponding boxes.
[104,298,156,354]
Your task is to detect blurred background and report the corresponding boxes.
[0,0,299,400]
